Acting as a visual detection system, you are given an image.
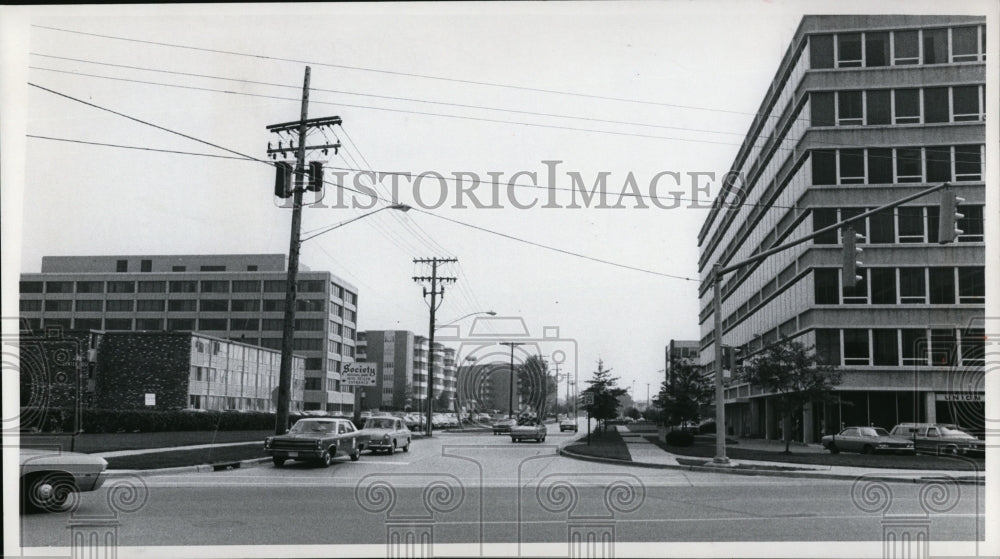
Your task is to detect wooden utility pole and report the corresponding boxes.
[413,257,458,436]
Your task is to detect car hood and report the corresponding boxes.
[272,432,332,441]
[20,448,108,468]
[874,436,913,444]
[358,428,396,437]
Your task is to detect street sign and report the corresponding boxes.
[342,363,377,386]
[144,393,156,406]
[581,393,594,405]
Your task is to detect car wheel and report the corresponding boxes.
[272,456,287,467]
[403,439,410,452]
[541,436,546,442]
[390,441,397,455]
[350,450,361,461]
[319,449,333,467]
[23,474,75,513]
[862,445,874,455]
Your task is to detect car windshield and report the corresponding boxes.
[365,419,395,429]
[289,421,336,434]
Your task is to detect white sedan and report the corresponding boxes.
[20,448,108,513]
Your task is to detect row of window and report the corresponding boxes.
[812,205,985,245]
[811,86,983,127]
[188,395,293,412]
[116,259,262,274]
[809,25,986,69]
[20,279,358,298]
[811,145,984,186]
[814,266,985,306]
[815,327,984,368]
[21,297,352,316]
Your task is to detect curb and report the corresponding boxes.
[558,447,985,485]
[105,457,271,478]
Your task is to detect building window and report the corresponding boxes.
[865,90,890,125]
[837,91,863,125]
[810,92,835,126]
[925,146,951,182]
[294,338,323,351]
[865,31,889,66]
[20,299,42,312]
[43,318,72,329]
[107,281,135,294]
[957,205,984,242]
[141,259,152,272]
[869,268,897,304]
[930,329,957,366]
[295,318,324,331]
[200,280,229,293]
[105,299,133,312]
[952,26,980,62]
[305,357,323,370]
[172,266,186,272]
[136,318,163,330]
[811,150,837,185]
[900,329,927,365]
[139,281,166,293]
[954,145,982,181]
[137,299,165,312]
[868,207,895,242]
[168,299,197,312]
[116,259,128,272]
[923,88,950,123]
[75,299,103,312]
[20,281,43,293]
[231,299,261,312]
[896,207,925,243]
[837,33,862,67]
[898,268,927,304]
[200,265,226,272]
[263,299,284,312]
[895,148,922,182]
[74,318,102,330]
[841,269,868,304]
[297,299,325,312]
[261,318,283,331]
[838,150,865,184]
[810,34,834,68]
[843,329,870,365]
[105,318,133,330]
[232,280,261,293]
[169,280,197,293]
[200,299,229,312]
[958,267,984,304]
[230,318,259,330]
[297,280,325,292]
[247,265,258,271]
[893,30,919,65]
[76,281,104,293]
[960,328,985,366]
[168,318,195,330]
[263,280,286,292]
[198,318,227,330]
[928,268,956,304]
[872,329,899,366]
[893,89,920,124]
[813,268,839,304]
[260,338,282,350]
[922,28,949,64]
[44,300,72,312]
[952,86,982,121]
[46,281,74,293]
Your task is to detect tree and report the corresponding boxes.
[435,391,452,412]
[580,359,627,431]
[625,407,641,421]
[739,337,842,453]
[518,355,557,419]
[655,358,713,427]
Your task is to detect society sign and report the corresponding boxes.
[342,363,377,386]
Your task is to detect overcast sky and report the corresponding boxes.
[2,0,991,402]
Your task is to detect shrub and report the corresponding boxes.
[665,429,695,447]
[19,407,279,433]
[698,421,717,434]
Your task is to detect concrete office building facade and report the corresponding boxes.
[356,330,458,412]
[697,16,986,442]
[19,254,357,413]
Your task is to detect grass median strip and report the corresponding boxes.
[564,428,632,461]
[21,430,272,454]
[105,442,267,470]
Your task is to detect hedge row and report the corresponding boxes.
[665,430,695,447]
[19,407,321,433]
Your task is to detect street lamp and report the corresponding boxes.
[435,310,496,330]
[274,203,411,435]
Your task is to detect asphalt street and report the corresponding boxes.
[18,420,986,553]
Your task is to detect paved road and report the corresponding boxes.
[18,420,986,553]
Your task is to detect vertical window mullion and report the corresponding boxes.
[890,88,896,124]
[861,32,867,66]
[948,27,953,63]
[889,30,896,65]
[863,147,869,182]
[950,146,957,184]
[920,147,926,182]
[918,88,924,124]
[839,329,845,366]
[953,267,960,304]
[835,148,841,185]
[868,329,874,366]
[862,91,868,125]
[896,328,904,366]
[833,32,839,67]
[917,29,924,65]
[948,87,954,123]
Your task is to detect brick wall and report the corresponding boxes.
[94,333,191,410]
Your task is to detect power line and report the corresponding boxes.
[25,134,249,160]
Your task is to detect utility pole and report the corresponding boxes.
[500,342,525,418]
[413,257,457,437]
[267,66,343,435]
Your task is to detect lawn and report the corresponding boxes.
[564,429,632,461]
[645,436,985,471]
[104,443,267,470]
[19,430,272,454]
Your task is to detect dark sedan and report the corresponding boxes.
[492,418,516,435]
[821,426,915,455]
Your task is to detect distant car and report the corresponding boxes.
[403,414,424,430]
[20,449,108,513]
[492,418,516,435]
[559,418,578,432]
[265,418,368,467]
[359,416,411,454]
[511,421,547,443]
[890,423,984,456]
[821,426,915,455]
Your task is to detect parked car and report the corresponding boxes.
[890,423,985,456]
[476,413,492,422]
[492,418,516,435]
[404,414,424,430]
[511,421,547,443]
[559,418,578,432]
[264,418,368,467]
[20,449,108,513]
[359,416,411,454]
[821,426,915,455]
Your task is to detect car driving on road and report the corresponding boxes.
[559,418,578,432]
[510,421,547,443]
[265,418,368,467]
[890,423,985,456]
[20,449,108,513]
[492,418,516,435]
[359,416,411,454]
[821,426,915,455]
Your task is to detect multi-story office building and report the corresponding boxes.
[19,254,358,413]
[665,339,700,383]
[697,16,986,442]
[357,330,416,410]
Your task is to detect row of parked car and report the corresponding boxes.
[820,422,985,456]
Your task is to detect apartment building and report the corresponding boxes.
[19,254,357,413]
[356,330,458,412]
[697,16,986,442]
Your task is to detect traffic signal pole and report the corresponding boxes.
[709,181,954,464]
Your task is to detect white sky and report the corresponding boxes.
[1,0,993,402]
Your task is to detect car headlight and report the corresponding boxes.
[316,440,323,448]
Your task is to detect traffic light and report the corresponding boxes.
[842,226,864,288]
[937,191,965,244]
[273,161,293,198]
[307,161,324,192]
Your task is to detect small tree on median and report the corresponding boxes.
[580,359,627,432]
[655,357,713,428]
[739,337,842,453]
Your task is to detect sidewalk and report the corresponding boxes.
[565,426,986,484]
